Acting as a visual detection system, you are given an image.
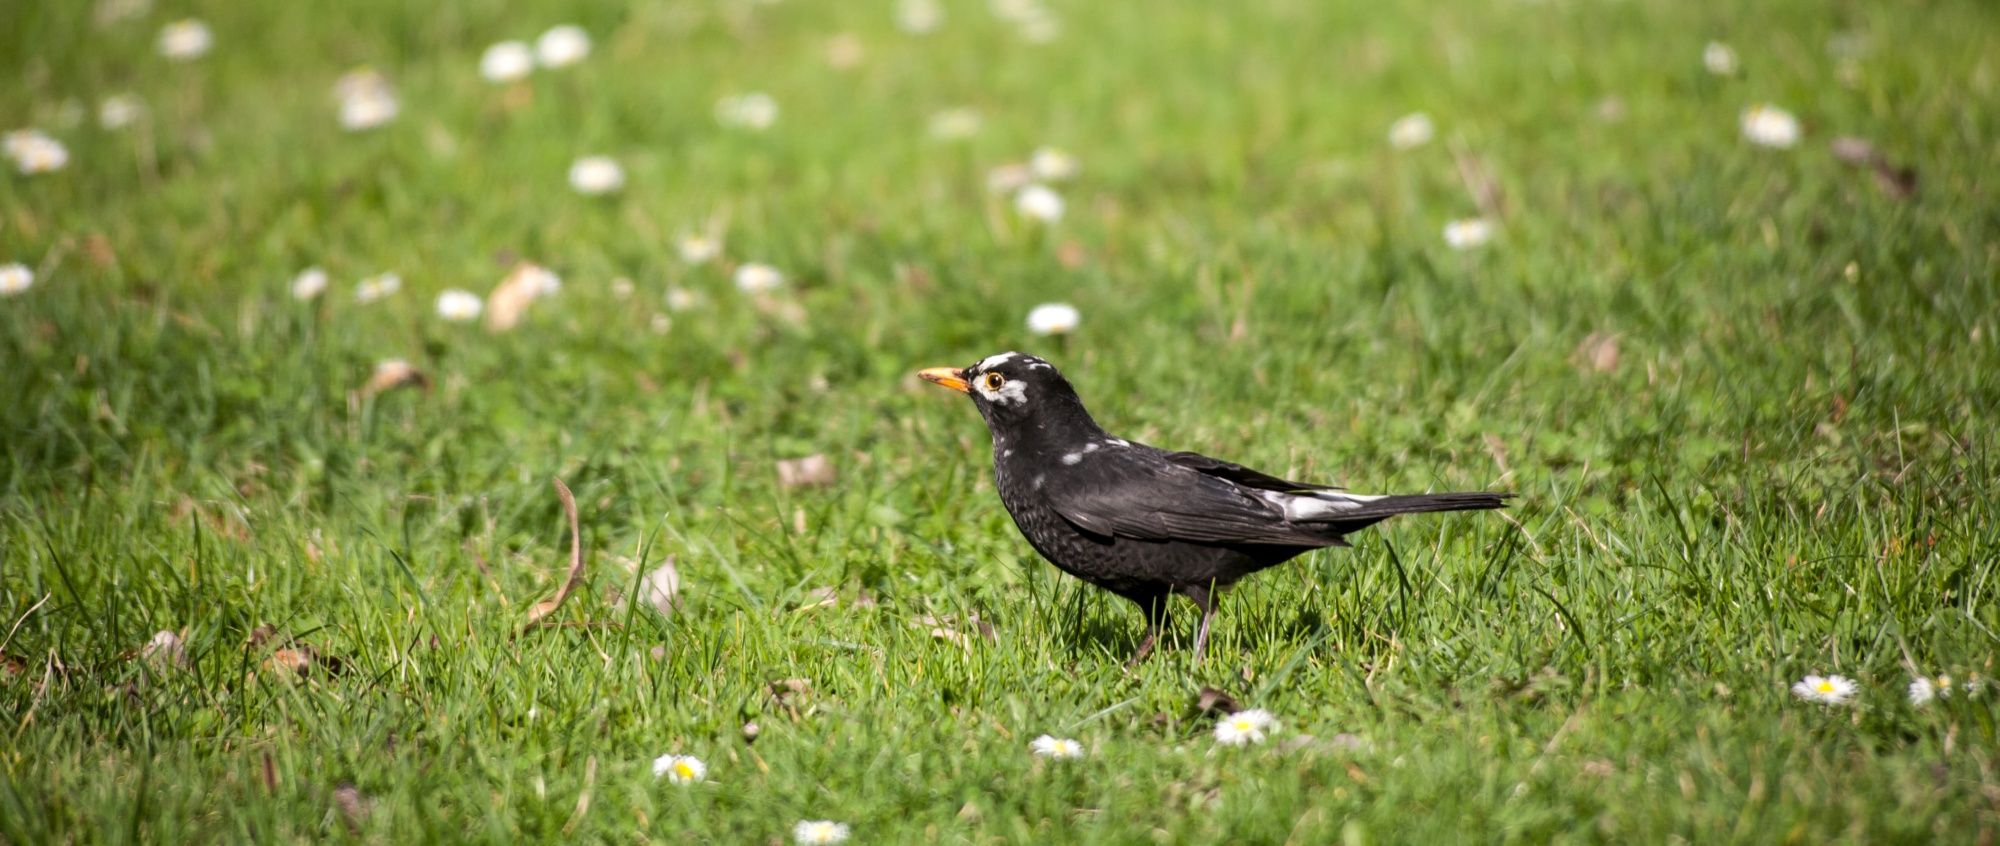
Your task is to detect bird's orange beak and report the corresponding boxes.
[918,366,970,393]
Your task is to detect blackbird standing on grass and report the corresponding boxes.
[920,352,1510,664]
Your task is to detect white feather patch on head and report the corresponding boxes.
[977,352,1020,371]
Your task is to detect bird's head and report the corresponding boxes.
[918,352,1097,438]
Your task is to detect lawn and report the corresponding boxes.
[3,0,1998,842]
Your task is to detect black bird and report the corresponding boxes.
[919,352,1510,664]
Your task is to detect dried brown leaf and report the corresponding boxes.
[141,629,186,671]
[264,648,313,678]
[1195,686,1240,716]
[1830,136,1877,165]
[522,477,586,631]
[766,678,812,704]
[485,262,553,332]
[776,454,835,489]
[1575,332,1620,374]
[333,782,365,834]
[361,359,428,396]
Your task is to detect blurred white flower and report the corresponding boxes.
[1908,674,1952,706]
[1387,112,1434,149]
[929,108,981,140]
[1029,146,1078,180]
[141,629,186,670]
[1025,302,1079,335]
[535,25,591,68]
[825,33,865,69]
[794,821,851,845]
[480,41,535,83]
[640,558,681,616]
[1017,10,1061,43]
[678,234,721,265]
[1703,41,1738,75]
[896,0,943,34]
[653,754,706,784]
[1013,184,1064,223]
[1213,709,1276,746]
[355,272,402,303]
[290,267,329,300]
[0,263,34,297]
[716,93,778,130]
[650,313,672,333]
[158,19,212,61]
[1442,218,1495,250]
[1741,104,1800,148]
[610,277,635,299]
[734,263,783,293]
[436,289,483,322]
[99,94,144,129]
[665,287,699,311]
[1791,674,1857,705]
[93,0,152,27]
[5,130,68,174]
[334,69,398,131]
[1029,735,1085,759]
[569,156,624,195]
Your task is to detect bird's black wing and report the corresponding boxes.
[1041,450,1343,547]
[1155,450,1340,493]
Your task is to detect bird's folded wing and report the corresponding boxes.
[1042,456,1340,546]
[1156,450,1340,493]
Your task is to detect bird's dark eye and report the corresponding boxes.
[982,373,1006,391]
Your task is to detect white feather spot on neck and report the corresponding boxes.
[1033,474,1045,489]
[1061,453,1081,465]
[1083,443,1099,452]
[1107,438,1129,447]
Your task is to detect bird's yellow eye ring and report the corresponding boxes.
[982,372,1006,391]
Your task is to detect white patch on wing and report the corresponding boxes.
[1061,453,1081,465]
[1107,438,1129,447]
[1258,490,1387,522]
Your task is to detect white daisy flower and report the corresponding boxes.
[6,130,68,174]
[1387,112,1434,149]
[93,0,152,27]
[896,0,943,34]
[356,272,402,304]
[1213,709,1276,746]
[610,277,635,299]
[535,25,591,68]
[716,93,779,131]
[652,754,707,784]
[1442,218,1495,250]
[1791,674,1857,705]
[0,262,34,297]
[290,267,329,300]
[1029,735,1085,759]
[334,69,398,131]
[734,263,783,294]
[1016,10,1061,43]
[665,287,699,311]
[1703,41,1738,75]
[99,94,144,130]
[793,820,851,845]
[678,234,721,265]
[157,19,212,61]
[480,41,535,83]
[929,108,981,140]
[1966,673,1984,697]
[435,289,483,322]
[986,163,1033,194]
[1025,302,1079,335]
[1909,674,1954,706]
[568,156,624,195]
[1029,146,1078,180]
[1013,184,1064,223]
[1741,104,1801,148]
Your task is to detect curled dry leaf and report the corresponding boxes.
[1828,137,1917,200]
[362,359,428,396]
[777,454,835,489]
[639,555,681,617]
[1575,332,1620,373]
[245,623,280,649]
[1194,686,1240,716]
[141,629,187,670]
[522,477,587,631]
[485,262,555,331]
[333,782,366,834]
[1,652,27,679]
[265,648,313,678]
[1830,136,1877,165]
[766,678,812,705]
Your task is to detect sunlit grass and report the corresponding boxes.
[2,0,1998,842]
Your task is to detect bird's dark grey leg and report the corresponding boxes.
[1125,591,1172,666]
[1181,584,1218,664]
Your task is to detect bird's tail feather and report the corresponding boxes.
[1300,491,1512,527]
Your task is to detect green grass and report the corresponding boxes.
[4,0,1999,841]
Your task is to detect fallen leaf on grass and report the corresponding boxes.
[913,614,997,649]
[1829,136,1917,200]
[485,262,558,331]
[522,477,586,631]
[361,359,428,396]
[1574,332,1620,374]
[639,555,681,617]
[333,782,367,834]
[264,648,313,677]
[766,678,812,706]
[141,629,186,671]
[1194,686,1240,716]
[776,454,835,489]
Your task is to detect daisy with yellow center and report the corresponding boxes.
[1790,674,1857,705]
[652,754,706,785]
[1213,709,1276,746]
[793,820,850,845]
[1029,735,1085,759]
[1909,674,1952,706]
